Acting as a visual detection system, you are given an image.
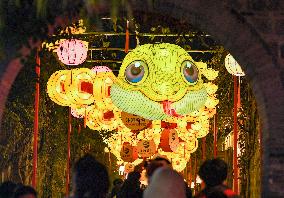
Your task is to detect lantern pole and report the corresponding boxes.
[213,114,218,158]
[194,156,197,194]
[66,107,72,196]
[189,158,192,188]
[32,48,40,189]
[233,75,239,193]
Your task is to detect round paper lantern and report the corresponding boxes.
[86,105,120,131]
[64,68,95,106]
[57,39,88,65]
[120,142,138,162]
[47,70,72,106]
[92,68,116,110]
[137,140,156,158]
[225,54,245,76]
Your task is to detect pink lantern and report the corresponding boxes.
[91,66,112,74]
[57,39,88,65]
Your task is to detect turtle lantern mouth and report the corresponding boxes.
[162,100,182,117]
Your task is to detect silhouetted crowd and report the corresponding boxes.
[0,154,239,198]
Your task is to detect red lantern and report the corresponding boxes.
[159,129,179,152]
[57,39,88,65]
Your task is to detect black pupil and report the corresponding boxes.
[131,65,142,75]
[185,65,194,76]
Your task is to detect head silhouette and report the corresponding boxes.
[14,185,37,198]
[73,154,109,198]
[198,158,228,187]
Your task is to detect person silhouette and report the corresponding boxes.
[194,158,239,198]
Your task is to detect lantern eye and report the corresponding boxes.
[182,60,199,83]
[125,61,147,84]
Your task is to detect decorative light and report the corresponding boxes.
[225,54,245,76]
[64,68,95,106]
[57,39,88,65]
[47,70,72,106]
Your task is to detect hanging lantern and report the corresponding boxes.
[121,112,151,132]
[47,70,72,106]
[120,142,138,162]
[64,68,95,106]
[159,129,179,152]
[57,39,88,65]
[92,67,116,110]
[137,139,156,158]
[225,54,245,76]
[86,105,121,131]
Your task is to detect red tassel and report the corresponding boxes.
[125,20,129,53]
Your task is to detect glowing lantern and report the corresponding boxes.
[121,112,151,132]
[57,39,88,65]
[64,68,95,106]
[225,54,245,76]
[86,105,120,131]
[92,67,116,110]
[120,142,138,162]
[47,70,72,106]
[137,140,156,158]
[159,129,179,152]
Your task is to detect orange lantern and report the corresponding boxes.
[120,142,138,162]
[121,112,152,132]
[137,140,156,158]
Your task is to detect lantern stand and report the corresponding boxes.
[32,48,40,189]
[213,114,218,158]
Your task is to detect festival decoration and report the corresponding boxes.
[225,54,245,76]
[57,39,88,65]
[120,142,138,162]
[137,139,156,158]
[64,68,96,106]
[159,129,179,152]
[110,43,218,120]
[121,112,151,132]
[47,70,72,106]
[46,44,220,172]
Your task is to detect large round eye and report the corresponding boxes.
[182,60,199,83]
[125,61,147,83]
